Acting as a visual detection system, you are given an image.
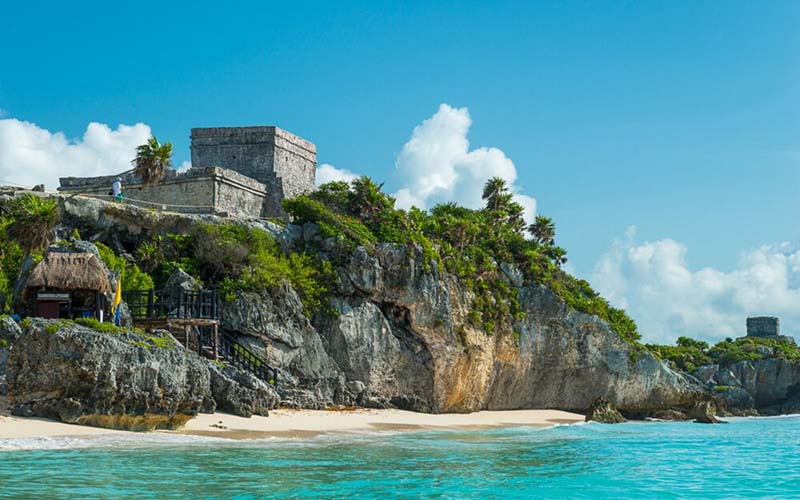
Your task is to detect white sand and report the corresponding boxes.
[0,413,126,439]
[0,394,583,441]
[178,408,584,439]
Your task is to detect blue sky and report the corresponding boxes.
[2,1,799,342]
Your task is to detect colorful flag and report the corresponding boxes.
[111,275,122,325]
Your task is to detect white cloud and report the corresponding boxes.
[177,160,192,173]
[392,104,536,222]
[592,227,800,344]
[0,118,152,189]
[315,163,358,186]
[318,103,537,222]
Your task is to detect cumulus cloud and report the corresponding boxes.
[315,163,358,186]
[319,103,536,222]
[393,104,536,222]
[0,118,152,189]
[592,227,800,344]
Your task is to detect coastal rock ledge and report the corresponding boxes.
[6,319,278,426]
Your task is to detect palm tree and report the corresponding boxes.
[546,245,568,267]
[348,176,390,219]
[132,136,173,185]
[482,177,508,212]
[527,215,556,246]
[5,193,60,255]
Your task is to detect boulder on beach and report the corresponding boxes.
[585,397,626,423]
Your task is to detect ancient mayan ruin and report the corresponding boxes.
[58,126,317,218]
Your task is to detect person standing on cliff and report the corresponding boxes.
[111,177,123,202]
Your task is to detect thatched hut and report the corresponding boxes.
[24,252,112,319]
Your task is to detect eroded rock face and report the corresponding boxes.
[7,320,216,422]
[0,316,21,395]
[6,319,281,423]
[209,365,279,418]
[53,196,709,415]
[221,240,705,414]
[693,358,800,415]
[688,401,724,424]
[585,398,626,423]
[220,285,344,409]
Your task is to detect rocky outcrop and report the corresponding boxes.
[585,398,626,423]
[7,320,215,422]
[6,319,279,424]
[209,365,279,417]
[687,401,724,424]
[222,239,706,415]
[0,316,22,396]
[49,197,709,416]
[693,358,800,415]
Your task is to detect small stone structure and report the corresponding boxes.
[746,317,780,338]
[744,316,794,343]
[59,126,316,219]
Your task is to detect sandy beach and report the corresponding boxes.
[179,408,584,439]
[0,396,583,440]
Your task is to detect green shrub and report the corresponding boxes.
[191,222,334,315]
[95,242,154,292]
[75,317,128,335]
[283,177,643,345]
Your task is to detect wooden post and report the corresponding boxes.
[147,289,154,318]
[213,323,219,361]
[184,324,190,350]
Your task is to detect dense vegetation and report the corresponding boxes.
[0,194,59,312]
[95,242,154,292]
[285,176,641,345]
[131,222,333,315]
[648,335,800,371]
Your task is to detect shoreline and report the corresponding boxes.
[0,408,584,442]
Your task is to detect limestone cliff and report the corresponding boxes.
[694,358,800,415]
[6,319,279,423]
[221,238,705,414]
[25,196,707,416]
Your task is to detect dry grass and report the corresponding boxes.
[325,405,359,412]
[75,413,193,432]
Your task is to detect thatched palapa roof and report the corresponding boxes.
[25,252,112,294]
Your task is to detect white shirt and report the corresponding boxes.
[112,180,122,195]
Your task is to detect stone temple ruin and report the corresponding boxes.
[59,126,317,218]
[745,316,794,343]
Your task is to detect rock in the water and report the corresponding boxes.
[7,319,216,422]
[688,401,725,424]
[649,409,689,421]
[585,398,626,423]
[209,364,279,418]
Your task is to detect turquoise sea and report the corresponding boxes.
[1,416,799,499]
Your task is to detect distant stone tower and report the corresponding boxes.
[746,316,780,338]
[190,126,316,217]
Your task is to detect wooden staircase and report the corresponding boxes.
[125,288,278,386]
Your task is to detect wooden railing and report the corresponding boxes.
[209,330,278,385]
[124,288,277,385]
[123,289,219,320]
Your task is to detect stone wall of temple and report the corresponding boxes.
[190,126,316,217]
[747,317,781,338]
[59,167,267,218]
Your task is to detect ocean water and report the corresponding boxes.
[1,416,799,499]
